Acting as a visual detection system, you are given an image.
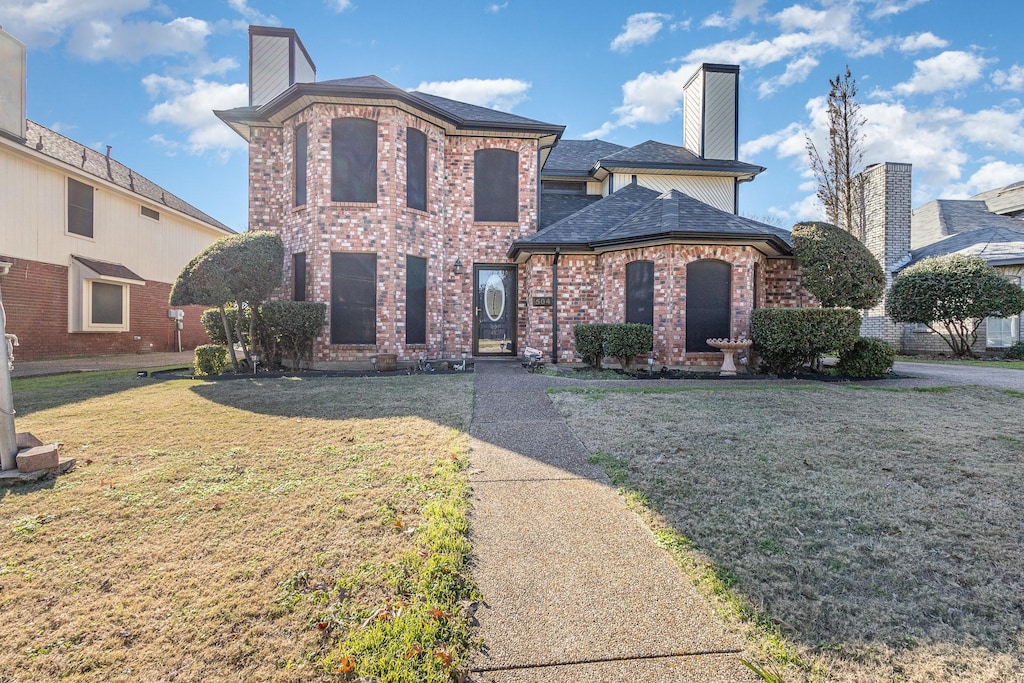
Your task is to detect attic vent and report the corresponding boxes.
[141,206,160,221]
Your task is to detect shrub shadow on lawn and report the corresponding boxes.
[551,384,1024,681]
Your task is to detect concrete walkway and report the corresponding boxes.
[467,360,756,682]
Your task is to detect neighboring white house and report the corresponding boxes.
[0,28,234,360]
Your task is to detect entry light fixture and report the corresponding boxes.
[453,258,463,275]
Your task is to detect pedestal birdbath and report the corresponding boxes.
[706,338,753,376]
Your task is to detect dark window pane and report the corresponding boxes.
[474,149,518,222]
[686,260,732,352]
[331,252,377,344]
[625,260,654,326]
[68,178,94,237]
[406,128,427,212]
[331,118,377,203]
[293,252,306,302]
[91,282,123,325]
[406,256,427,344]
[294,123,308,207]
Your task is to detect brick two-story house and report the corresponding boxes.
[215,26,810,367]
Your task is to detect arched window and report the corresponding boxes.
[686,260,732,352]
[625,260,654,326]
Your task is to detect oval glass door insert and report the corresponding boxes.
[484,273,505,322]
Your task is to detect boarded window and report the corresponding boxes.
[91,282,124,325]
[293,252,306,302]
[474,149,518,222]
[406,255,427,345]
[331,253,376,344]
[406,128,427,212]
[68,178,94,237]
[294,123,308,207]
[331,118,377,203]
[685,260,732,352]
[625,260,654,326]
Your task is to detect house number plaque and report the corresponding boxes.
[532,296,553,307]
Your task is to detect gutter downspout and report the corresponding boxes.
[551,248,560,364]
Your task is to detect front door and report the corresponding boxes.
[474,265,516,355]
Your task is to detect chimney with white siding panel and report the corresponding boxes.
[682,64,739,162]
[249,26,316,107]
[0,27,26,140]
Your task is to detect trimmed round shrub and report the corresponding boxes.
[573,323,606,371]
[603,323,654,372]
[193,344,228,376]
[1004,341,1024,360]
[791,221,885,309]
[752,307,861,374]
[835,337,896,378]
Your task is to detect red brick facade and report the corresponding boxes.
[2,257,209,360]
[247,103,809,367]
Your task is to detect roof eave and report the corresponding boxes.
[594,161,764,179]
[589,231,792,256]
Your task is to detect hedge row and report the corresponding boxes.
[573,323,654,372]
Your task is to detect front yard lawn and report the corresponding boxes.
[1,372,476,682]
[551,384,1024,682]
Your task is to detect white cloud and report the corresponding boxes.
[758,54,818,98]
[329,0,353,11]
[0,0,149,48]
[486,2,508,12]
[702,0,765,29]
[869,0,929,19]
[610,12,670,53]
[67,15,210,61]
[958,107,1024,154]
[891,50,991,96]
[143,74,248,156]
[702,12,729,29]
[415,78,530,111]
[898,31,948,53]
[993,65,1024,91]
[227,0,277,26]
[943,161,1024,199]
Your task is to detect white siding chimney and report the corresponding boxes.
[0,28,26,140]
[249,26,316,107]
[683,64,739,161]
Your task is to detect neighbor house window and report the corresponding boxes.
[331,118,377,203]
[140,206,160,221]
[67,177,94,238]
[406,255,427,345]
[330,252,376,344]
[625,260,654,327]
[406,128,427,212]
[986,277,1022,347]
[293,252,306,302]
[90,281,125,326]
[294,123,308,207]
[474,148,518,222]
[686,259,732,352]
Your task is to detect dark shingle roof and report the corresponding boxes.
[217,74,564,137]
[72,256,145,282]
[543,139,626,176]
[595,190,791,246]
[521,184,661,246]
[596,140,764,177]
[512,186,791,258]
[906,225,1024,266]
[22,121,234,234]
[539,193,604,229]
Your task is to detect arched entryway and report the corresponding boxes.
[685,259,731,352]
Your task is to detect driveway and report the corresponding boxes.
[891,360,1024,391]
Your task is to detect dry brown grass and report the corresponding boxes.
[551,385,1024,682]
[1,373,473,682]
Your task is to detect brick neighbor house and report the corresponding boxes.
[215,26,812,367]
[0,29,235,361]
[856,162,1024,354]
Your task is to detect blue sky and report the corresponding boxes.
[4,0,1024,232]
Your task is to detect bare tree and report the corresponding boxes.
[806,66,866,238]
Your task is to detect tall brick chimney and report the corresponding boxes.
[682,63,739,161]
[855,162,912,345]
[249,26,316,107]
